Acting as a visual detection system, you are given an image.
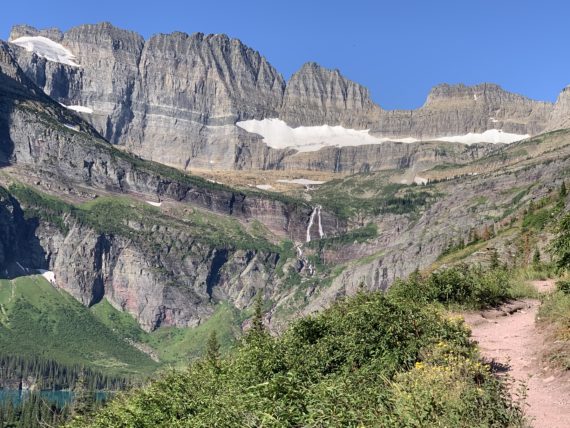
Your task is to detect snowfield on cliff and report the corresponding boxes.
[10,36,80,67]
[237,118,529,151]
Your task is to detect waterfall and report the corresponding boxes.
[317,205,324,238]
[306,207,318,242]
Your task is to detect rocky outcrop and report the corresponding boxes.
[0,188,47,276]
[548,86,570,131]
[279,62,379,128]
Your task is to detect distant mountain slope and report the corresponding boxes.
[0,275,157,375]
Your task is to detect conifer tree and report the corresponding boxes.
[206,330,221,372]
[251,292,265,335]
[71,370,95,418]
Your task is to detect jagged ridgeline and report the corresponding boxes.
[6,23,570,173]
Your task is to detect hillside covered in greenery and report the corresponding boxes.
[68,287,525,427]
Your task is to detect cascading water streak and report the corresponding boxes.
[317,205,324,238]
[306,207,317,242]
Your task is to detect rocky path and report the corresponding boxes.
[463,281,570,428]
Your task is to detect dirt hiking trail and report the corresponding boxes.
[463,280,570,428]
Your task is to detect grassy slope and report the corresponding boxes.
[0,275,245,375]
[8,184,280,253]
[311,170,438,220]
[0,276,157,376]
[91,299,243,367]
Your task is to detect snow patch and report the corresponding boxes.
[435,129,529,144]
[255,184,273,190]
[146,201,162,207]
[237,118,417,152]
[10,36,80,67]
[414,176,428,185]
[277,179,325,186]
[63,124,80,132]
[237,119,526,150]
[38,269,56,285]
[64,105,93,114]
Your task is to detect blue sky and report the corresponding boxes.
[2,0,568,109]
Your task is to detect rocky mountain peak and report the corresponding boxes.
[280,61,379,128]
[547,85,570,131]
[9,24,64,42]
[63,22,145,49]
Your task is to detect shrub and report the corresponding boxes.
[556,279,570,295]
[388,265,512,309]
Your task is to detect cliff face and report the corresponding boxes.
[8,23,569,174]
[2,38,342,242]
[0,187,283,332]
[9,24,287,169]
[9,23,145,144]
[372,83,553,139]
[548,86,570,131]
[272,140,495,173]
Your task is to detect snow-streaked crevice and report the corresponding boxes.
[236,118,529,151]
[10,36,80,67]
[146,201,162,207]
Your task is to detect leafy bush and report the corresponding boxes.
[68,292,523,427]
[389,350,524,427]
[388,265,513,309]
